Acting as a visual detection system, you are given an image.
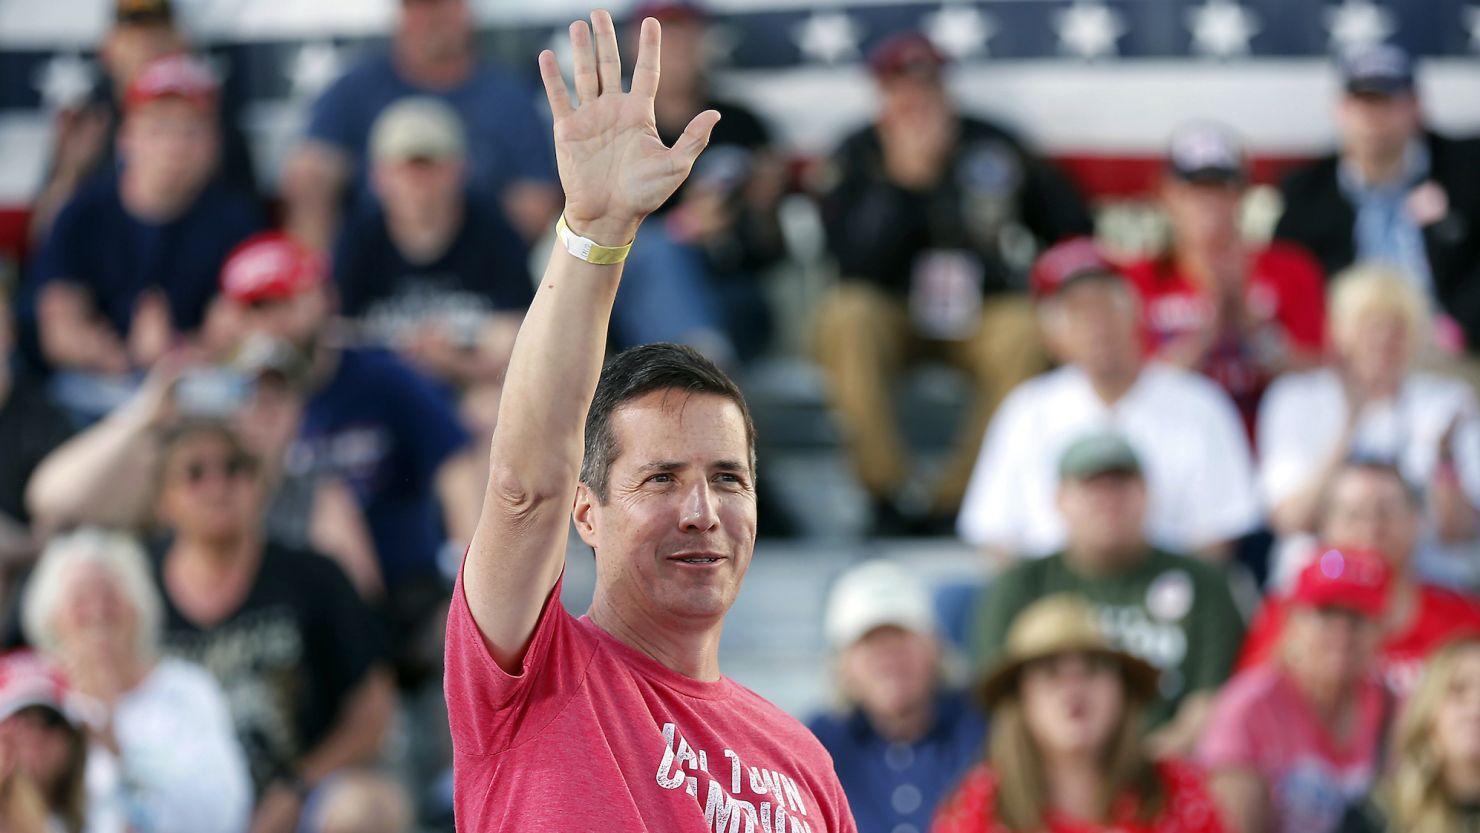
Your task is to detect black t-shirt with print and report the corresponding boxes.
[152,541,386,792]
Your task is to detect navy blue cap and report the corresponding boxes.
[1340,43,1415,97]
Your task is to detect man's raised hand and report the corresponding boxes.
[538,11,720,247]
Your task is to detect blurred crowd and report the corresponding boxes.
[2,0,1480,832]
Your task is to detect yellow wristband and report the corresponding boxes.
[556,216,633,265]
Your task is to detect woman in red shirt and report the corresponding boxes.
[933,595,1226,833]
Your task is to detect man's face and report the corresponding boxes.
[659,18,706,86]
[839,625,940,721]
[119,98,218,199]
[399,0,471,62]
[155,433,262,543]
[1336,92,1420,163]
[1286,605,1380,696]
[102,21,185,85]
[1043,279,1142,373]
[1320,467,1419,572]
[1058,471,1148,562]
[239,290,330,353]
[1161,178,1243,250]
[372,156,465,220]
[576,391,757,626]
[879,72,950,123]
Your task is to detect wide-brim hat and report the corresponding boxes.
[977,594,1159,709]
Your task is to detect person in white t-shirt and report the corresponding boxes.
[20,527,251,833]
[956,237,1259,563]
[1258,264,1480,589]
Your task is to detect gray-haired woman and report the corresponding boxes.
[22,527,251,833]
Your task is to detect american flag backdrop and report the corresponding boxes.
[0,0,1478,211]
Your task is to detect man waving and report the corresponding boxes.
[446,11,857,833]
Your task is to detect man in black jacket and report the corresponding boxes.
[814,32,1092,532]
[1274,43,1480,355]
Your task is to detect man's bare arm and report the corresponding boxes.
[462,10,717,672]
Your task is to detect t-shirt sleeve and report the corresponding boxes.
[1270,245,1328,352]
[1197,675,1262,770]
[385,357,473,485]
[1184,567,1246,693]
[956,388,1032,548]
[444,568,591,756]
[1185,385,1260,546]
[304,67,368,153]
[968,564,1032,672]
[304,554,385,722]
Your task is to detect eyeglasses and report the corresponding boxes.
[175,455,257,485]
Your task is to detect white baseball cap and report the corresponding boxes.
[370,96,467,163]
[824,560,938,651]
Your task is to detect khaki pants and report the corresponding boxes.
[813,283,1047,512]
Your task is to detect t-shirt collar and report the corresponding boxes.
[577,614,736,701]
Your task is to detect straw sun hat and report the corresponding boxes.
[977,595,1160,709]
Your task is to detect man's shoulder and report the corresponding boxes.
[1137,362,1241,417]
[1001,366,1084,415]
[320,53,398,98]
[1144,549,1237,601]
[1278,153,1342,199]
[1217,663,1287,712]
[726,679,836,758]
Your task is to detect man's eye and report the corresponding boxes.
[649,473,673,483]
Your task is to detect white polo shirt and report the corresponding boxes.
[1258,367,1480,588]
[957,362,1259,556]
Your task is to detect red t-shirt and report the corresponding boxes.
[1121,243,1326,431]
[1236,584,1480,696]
[931,760,1226,833]
[445,572,858,833]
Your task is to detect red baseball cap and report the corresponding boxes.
[124,53,218,113]
[1289,547,1392,617]
[1030,237,1121,298]
[868,32,947,80]
[219,232,326,305]
[0,651,74,725]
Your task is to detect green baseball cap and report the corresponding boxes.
[1059,431,1143,480]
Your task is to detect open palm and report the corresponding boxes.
[539,12,720,245]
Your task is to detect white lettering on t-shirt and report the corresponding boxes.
[656,722,819,833]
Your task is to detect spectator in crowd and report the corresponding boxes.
[808,560,987,833]
[23,54,263,419]
[970,431,1244,756]
[1275,43,1480,359]
[1123,122,1327,432]
[217,233,482,673]
[19,527,251,833]
[334,96,530,443]
[28,0,259,244]
[0,290,73,573]
[149,420,397,833]
[1338,634,1480,833]
[814,32,1093,533]
[1236,459,1480,697]
[1200,548,1394,833]
[0,652,87,833]
[932,595,1226,833]
[1257,266,1480,589]
[282,0,559,250]
[957,238,1259,562]
[607,0,787,362]
[23,353,381,601]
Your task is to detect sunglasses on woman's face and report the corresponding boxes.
[176,455,257,485]
[10,705,71,732]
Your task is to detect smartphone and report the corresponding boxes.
[174,367,255,418]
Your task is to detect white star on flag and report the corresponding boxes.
[1055,0,1127,60]
[794,11,863,65]
[1466,6,1480,53]
[1324,0,1397,52]
[288,41,344,100]
[33,52,96,111]
[923,3,999,60]
[1186,0,1261,58]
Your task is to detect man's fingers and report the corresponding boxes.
[591,9,623,96]
[631,17,662,99]
[569,19,599,104]
[671,109,721,173]
[537,50,573,119]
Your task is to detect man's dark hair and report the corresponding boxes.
[1318,455,1423,524]
[580,344,756,503]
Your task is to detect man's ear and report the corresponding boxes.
[572,482,600,550]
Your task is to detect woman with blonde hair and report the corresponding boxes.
[1257,263,1480,589]
[1338,634,1480,832]
[932,595,1226,833]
